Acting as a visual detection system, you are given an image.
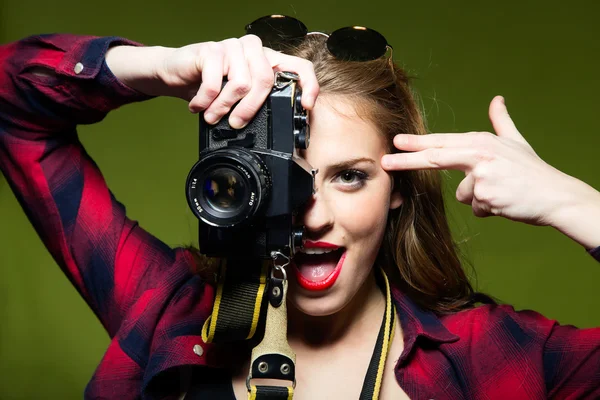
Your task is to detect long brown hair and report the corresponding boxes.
[189,34,495,315]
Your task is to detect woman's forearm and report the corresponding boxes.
[105,44,174,97]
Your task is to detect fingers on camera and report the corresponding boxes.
[228,36,276,128]
[191,37,318,126]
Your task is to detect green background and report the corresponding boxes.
[1,1,599,398]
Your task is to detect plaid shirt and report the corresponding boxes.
[1,34,599,400]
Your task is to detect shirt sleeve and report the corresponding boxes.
[587,246,600,261]
[0,34,180,338]
[497,305,600,398]
[463,304,600,398]
[543,320,600,398]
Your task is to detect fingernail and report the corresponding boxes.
[382,155,392,168]
[302,94,314,109]
[204,112,217,124]
[394,134,407,146]
[229,116,245,129]
[499,96,505,105]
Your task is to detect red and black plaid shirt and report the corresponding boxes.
[1,34,599,400]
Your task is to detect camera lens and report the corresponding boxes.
[203,168,246,213]
[186,148,271,227]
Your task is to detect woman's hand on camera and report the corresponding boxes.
[106,35,319,129]
[381,96,600,241]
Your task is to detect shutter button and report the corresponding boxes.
[193,344,204,357]
[74,62,84,74]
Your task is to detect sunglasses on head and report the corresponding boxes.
[245,15,393,62]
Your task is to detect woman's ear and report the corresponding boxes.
[390,191,403,210]
[389,175,403,210]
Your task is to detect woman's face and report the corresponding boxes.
[288,94,403,316]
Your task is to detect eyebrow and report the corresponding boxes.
[325,157,376,171]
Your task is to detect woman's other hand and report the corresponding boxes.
[106,35,320,129]
[381,96,600,235]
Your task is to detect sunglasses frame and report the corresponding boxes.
[245,14,393,62]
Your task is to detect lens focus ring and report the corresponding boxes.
[186,148,271,227]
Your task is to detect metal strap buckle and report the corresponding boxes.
[274,71,300,89]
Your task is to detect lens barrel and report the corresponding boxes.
[186,148,271,228]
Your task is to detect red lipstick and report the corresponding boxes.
[293,241,346,291]
[303,240,341,249]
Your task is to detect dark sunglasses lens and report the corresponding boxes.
[245,15,308,51]
[327,26,388,61]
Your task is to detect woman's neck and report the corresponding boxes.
[286,269,385,351]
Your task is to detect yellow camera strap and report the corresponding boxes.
[359,266,396,399]
[201,258,269,343]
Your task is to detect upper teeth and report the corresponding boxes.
[301,248,339,255]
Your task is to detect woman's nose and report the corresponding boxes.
[297,193,334,236]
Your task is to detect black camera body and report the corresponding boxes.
[186,74,314,259]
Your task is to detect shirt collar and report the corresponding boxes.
[390,284,460,365]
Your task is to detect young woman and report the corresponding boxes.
[1,16,599,399]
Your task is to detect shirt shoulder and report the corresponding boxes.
[438,303,600,398]
[441,301,600,348]
[441,303,557,345]
[418,304,554,397]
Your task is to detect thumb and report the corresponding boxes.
[489,96,529,145]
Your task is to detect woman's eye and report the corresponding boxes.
[341,171,357,183]
[335,169,369,188]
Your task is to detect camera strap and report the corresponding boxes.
[201,259,270,343]
[358,266,396,400]
[246,260,296,399]
[201,257,396,400]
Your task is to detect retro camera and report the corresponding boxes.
[185,72,314,259]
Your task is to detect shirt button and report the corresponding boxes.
[193,344,204,357]
[74,62,84,74]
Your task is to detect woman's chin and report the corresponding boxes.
[287,291,345,317]
[286,272,350,317]
[286,259,378,320]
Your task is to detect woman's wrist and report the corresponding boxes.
[105,44,174,96]
[546,176,600,250]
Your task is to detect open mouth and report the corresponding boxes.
[292,248,346,291]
